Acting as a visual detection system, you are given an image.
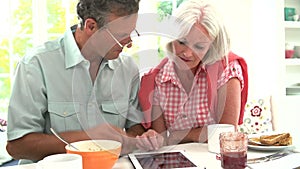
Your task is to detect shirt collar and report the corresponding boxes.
[107,59,118,70]
[97,59,114,70]
[63,25,121,70]
[197,63,207,74]
[63,25,85,69]
[160,60,178,84]
[100,55,124,70]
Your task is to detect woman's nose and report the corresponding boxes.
[182,47,193,57]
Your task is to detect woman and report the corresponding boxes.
[138,0,248,146]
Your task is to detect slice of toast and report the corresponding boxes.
[273,136,292,146]
[259,133,290,145]
[248,137,262,146]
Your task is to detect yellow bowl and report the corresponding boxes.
[65,140,121,169]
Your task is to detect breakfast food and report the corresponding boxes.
[249,133,292,146]
[87,145,103,152]
[260,133,292,146]
[248,137,261,146]
[273,136,293,146]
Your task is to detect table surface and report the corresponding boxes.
[0,143,288,169]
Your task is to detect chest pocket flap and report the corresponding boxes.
[101,100,128,127]
[48,102,81,131]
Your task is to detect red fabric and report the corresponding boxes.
[205,60,224,123]
[138,58,168,129]
[138,52,248,129]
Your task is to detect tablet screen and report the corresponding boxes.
[129,151,197,169]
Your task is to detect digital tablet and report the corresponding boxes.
[128,150,199,169]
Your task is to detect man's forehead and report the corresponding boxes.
[105,14,138,31]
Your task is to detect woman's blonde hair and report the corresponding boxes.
[166,0,230,65]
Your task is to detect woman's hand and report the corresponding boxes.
[136,129,164,151]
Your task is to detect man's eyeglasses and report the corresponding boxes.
[105,28,140,48]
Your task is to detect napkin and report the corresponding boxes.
[247,153,300,169]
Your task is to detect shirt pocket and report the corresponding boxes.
[101,100,128,128]
[48,102,82,132]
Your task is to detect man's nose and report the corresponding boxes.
[120,37,132,48]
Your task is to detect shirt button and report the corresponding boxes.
[181,114,187,118]
[63,112,68,115]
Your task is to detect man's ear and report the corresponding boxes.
[84,18,99,35]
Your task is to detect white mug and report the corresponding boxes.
[207,124,235,153]
[37,153,83,169]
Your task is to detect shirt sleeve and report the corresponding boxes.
[217,60,244,89]
[7,58,48,141]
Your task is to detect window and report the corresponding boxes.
[0,0,77,119]
[0,0,183,119]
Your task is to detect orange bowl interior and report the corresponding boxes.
[65,140,121,169]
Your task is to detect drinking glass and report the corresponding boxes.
[219,132,248,169]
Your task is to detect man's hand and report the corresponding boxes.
[135,129,164,151]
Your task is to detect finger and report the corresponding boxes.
[153,134,165,150]
[136,141,149,151]
[135,136,147,150]
[136,136,152,151]
[137,130,163,151]
[147,130,164,150]
[148,135,159,150]
[157,134,164,147]
[140,130,158,150]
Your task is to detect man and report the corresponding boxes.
[6,0,162,164]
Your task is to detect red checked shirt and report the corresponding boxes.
[153,60,244,131]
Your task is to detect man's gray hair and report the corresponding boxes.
[77,0,140,29]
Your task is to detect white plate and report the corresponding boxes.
[248,144,294,151]
[247,133,295,151]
